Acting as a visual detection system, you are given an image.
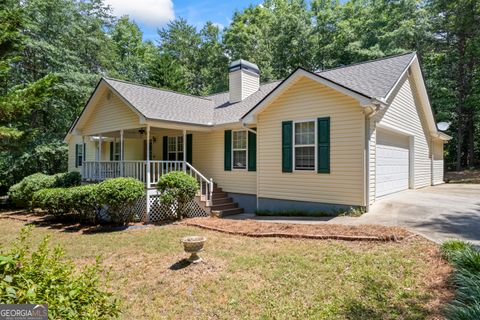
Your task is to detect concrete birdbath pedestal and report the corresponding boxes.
[182,236,206,263]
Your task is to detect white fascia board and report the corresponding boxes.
[242,69,374,125]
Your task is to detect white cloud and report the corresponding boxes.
[105,0,175,27]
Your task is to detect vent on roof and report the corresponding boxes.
[229,59,260,103]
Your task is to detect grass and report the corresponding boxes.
[0,218,452,319]
[441,240,480,319]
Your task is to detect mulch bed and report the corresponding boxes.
[445,170,480,184]
[182,217,412,242]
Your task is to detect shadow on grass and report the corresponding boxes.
[169,259,192,271]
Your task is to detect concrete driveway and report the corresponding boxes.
[348,184,480,246]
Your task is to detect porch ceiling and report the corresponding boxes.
[86,127,187,139]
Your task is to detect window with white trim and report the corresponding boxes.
[75,143,83,167]
[294,120,315,171]
[232,130,247,169]
[168,136,184,161]
[114,141,121,160]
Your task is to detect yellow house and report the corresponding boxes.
[65,53,451,221]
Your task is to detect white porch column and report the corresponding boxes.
[98,134,102,180]
[146,125,151,187]
[183,129,187,172]
[145,126,151,223]
[81,135,85,180]
[120,129,124,176]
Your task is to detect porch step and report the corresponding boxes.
[210,202,238,211]
[210,197,232,205]
[212,192,228,199]
[211,207,244,218]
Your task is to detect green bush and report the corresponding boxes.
[32,188,72,215]
[0,226,119,319]
[8,172,82,208]
[54,171,81,188]
[8,173,56,208]
[97,178,144,225]
[442,240,480,319]
[68,184,100,223]
[157,172,199,220]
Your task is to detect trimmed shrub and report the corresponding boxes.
[8,171,82,208]
[54,171,81,188]
[0,226,119,319]
[69,184,100,223]
[8,173,56,208]
[97,178,144,225]
[32,188,72,215]
[157,172,199,220]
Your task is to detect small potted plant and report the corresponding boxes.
[182,236,206,263]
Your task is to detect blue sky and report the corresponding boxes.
[104,0,263,42]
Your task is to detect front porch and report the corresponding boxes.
[76,125,218,221]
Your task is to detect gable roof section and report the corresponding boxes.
[104,78,214,125]
[318,52,416,99]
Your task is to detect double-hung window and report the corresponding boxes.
[114,141,121,160]
[75,143,84,167]
[232,130,247,169]
[168,136,184,161]
[294,120,315,171]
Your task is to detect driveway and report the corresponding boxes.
[356,183,480,246]
[231,184,480,246]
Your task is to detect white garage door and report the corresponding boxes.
[376,130,410,198]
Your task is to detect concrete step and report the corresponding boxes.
[211,207,244,217]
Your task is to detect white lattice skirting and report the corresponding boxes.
[130,189,209,223]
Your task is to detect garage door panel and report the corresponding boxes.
[376,130,410,198]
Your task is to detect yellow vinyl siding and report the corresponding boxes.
[257,77,365,206]
[193,129,256,194]
[82,92,140,136]
[377,76,432,189]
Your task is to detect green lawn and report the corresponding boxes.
[0,219,451,319]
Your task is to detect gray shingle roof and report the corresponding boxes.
[318,52,416,99]
[104,78,214,125]
[103,52,416,126]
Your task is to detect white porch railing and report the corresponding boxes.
[82,160,213,205]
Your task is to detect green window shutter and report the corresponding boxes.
[109,141,113,161]
[224,130,232,171]
[75,144,79,168]
[282,121,293,172]
[162,136,168,160]
[317,117,330,173]
[248,129,256,171]
[186,134,193,164]
[83,143,86,162]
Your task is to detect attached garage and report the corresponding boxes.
[376,129,411,198]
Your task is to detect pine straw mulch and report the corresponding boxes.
[181,217,412,242]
